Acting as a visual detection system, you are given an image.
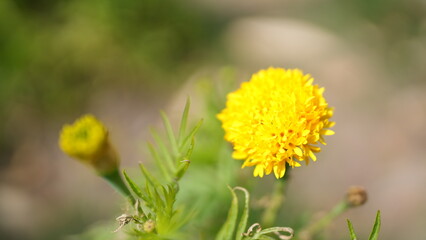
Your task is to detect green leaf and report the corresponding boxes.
[184,137,196,159]
[255,226,293,239]
[139,162,160,187]
[122,170,143,198]
[234,187,250,240]
[368,211,381,240]
[147,142,172,182]
[150,128,176,173]
[175,160,191,181]
[347,219,358,240]
[258,236,275,240]
[151,185,164,209]
[179,119,203,151]
[215,186,239,240]
[143,181,155,208]
[160,111,179,157]
[163,185,177,217]
[178,97,191,146]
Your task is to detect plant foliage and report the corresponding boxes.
[120,98,202,239]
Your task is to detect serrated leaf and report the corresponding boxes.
[178,97,191,146]
[368,211,381,240]
[347,219,357,240]
[122,170,143,198]
[215,186,239,240]
[160,111,179,157]
[234,187,250,240]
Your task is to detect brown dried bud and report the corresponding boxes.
[346,186,367,207]
[113,214,133,232]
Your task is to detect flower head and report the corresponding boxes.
[217,67,334,178]
[59,114,118,174]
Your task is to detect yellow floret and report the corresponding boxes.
[217,67,334,179]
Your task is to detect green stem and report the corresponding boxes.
[261,165,292,227]
[303,201,350,237]
[102,168,136,205]
[261,179,286,227]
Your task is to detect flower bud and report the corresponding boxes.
[59,114,119,174]
[346,186,367,207]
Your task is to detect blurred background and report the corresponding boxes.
[1,0,426,239]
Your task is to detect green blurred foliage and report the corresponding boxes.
[0,0,224,115]
[0,0,227,165]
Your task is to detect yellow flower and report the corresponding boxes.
[59,114,118,174]
[217,67,334,179]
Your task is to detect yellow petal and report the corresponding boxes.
[309,150,317,162]
[279,166,286,178]
[232,151,247,159]
[309,146,321,152]
[265,163,273,175]
[273,165,280,179]
[253,165,264,178]
[292,161,301,167]
[273,164,286,179]
[322,129,335,136]
[294,147,303,156]
[304,78,314,87]
[302,129,310,136]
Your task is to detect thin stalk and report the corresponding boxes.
[261,180,286,227]
[261,166,292,227]
[302,201,350,238]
